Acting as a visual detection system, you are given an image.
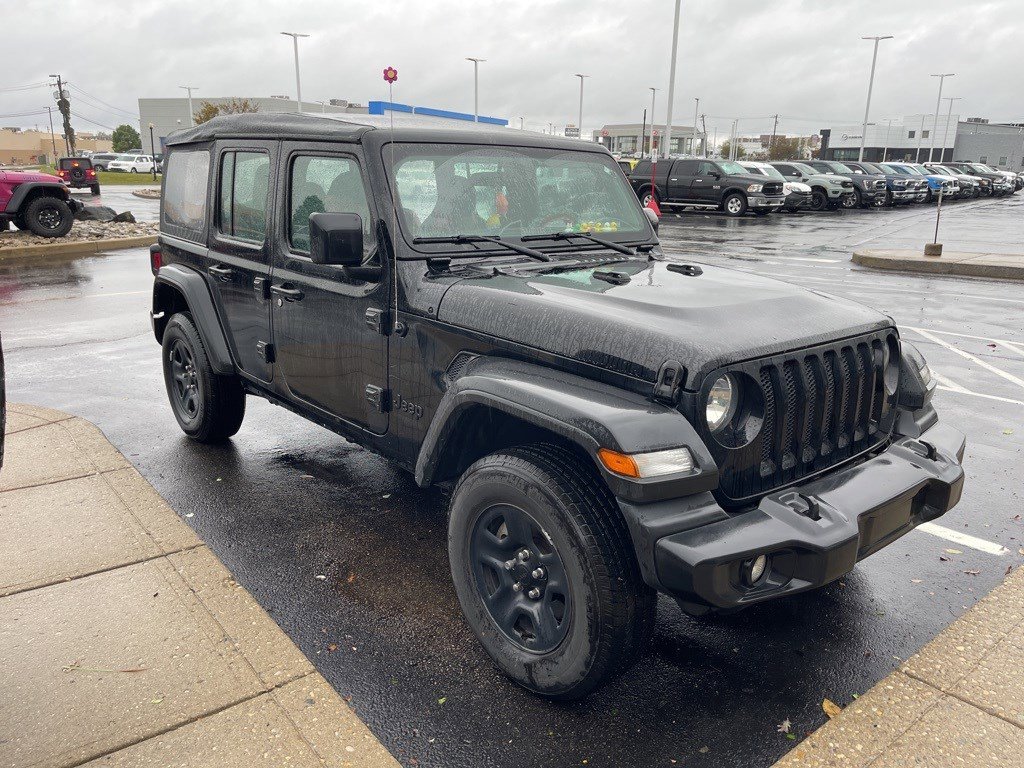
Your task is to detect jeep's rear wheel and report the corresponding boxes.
[161,313,245,442]
[448,443,656,700]
[24,196,73,237]
[90,183,101,196]
[723,192,747,216]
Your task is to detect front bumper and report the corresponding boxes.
[891,189,916,202]
[783,192,811,211]
[749,195,785,209]
[621,421,965,612]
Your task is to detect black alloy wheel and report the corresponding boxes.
[24,196,73,237]
[810,188,829,211]
[841,188,861,209]
[167,337,201,423]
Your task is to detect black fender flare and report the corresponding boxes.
[152,264,235,375]
[415,356,717,503]
[7,182,69,213]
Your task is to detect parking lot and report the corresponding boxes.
[1,190,1022,767]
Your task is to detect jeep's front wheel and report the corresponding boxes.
[24,196,73,237]
[723,192,747,216]
[161,313,245,442]
[448,444,656,700]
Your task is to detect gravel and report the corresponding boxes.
[0,220,158,250]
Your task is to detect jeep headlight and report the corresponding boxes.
[706,375,736,431]
[746,183,763,193]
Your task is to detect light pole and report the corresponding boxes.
[519,117,524,130]
[663,0,682,158]
[858,35,893,161]
[281,32,310,112]
[178,85,198,127]
[929,73,955,161]
[148,123,157,181]
[466,57,485,122]
[574,74,589,139]
[648,87,658,157]
[941,96,962,164]
[881,117,894,162]
[691,97,700,155]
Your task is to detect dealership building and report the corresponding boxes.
[820,114,1024,169]
[592,123,705,156]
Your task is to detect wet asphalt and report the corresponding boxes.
[2,188,1023,767]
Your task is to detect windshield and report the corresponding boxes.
[970,164,994,173]
[389,143,648,245]
[716,161,748,175]
[889,164,920,175]
[745,164,784,180]
[793,163,819,176]
[858,162,884,174]
[827,162,855,173]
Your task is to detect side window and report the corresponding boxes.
[673,159,698,175]
[775,164,794,176]
[218,151,270,243]
[289,155,373,256]
[633,160,651,177]
[697,161,715,176]
[162,148,210,241]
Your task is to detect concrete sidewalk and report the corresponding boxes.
[776,560,1024,766]
[0,403,399,768]
[852,249,1024,280]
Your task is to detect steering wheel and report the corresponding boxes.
[536,212,576,229]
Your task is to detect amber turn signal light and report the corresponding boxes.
[597,448,640,478]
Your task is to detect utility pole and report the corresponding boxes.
[663,0,681,158]
[640,108,647,160]
[700,114,709,157]
[915,114,926,162]
[648,87,658,157]
[574,73,589,139]
[46,106,58,163]
[50,74,75,156]
[929,73,955,161]
[519,117,524,130]
[858,35,893,161]
[691,97,700,155]
[881,117,893,162]
[281,32,310,112]
[768,113,779,158]
[466,57,486,122]
[178,86,198,126]
[941,96,962,164]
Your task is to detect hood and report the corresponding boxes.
[784,181,811,193]
[809,173,849,185]
[436,259,891,390]
[0,169,62,184]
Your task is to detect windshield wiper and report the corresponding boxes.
[412,234,551,261]
[521,231,638,257]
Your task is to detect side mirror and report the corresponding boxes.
[309,212,363,266]
[643,206,659,233]
[709,170,721,179]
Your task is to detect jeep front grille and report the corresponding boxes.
[697,329,900,506]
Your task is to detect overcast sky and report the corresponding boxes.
[5,0,1020,140]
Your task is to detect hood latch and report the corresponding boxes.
[652,359,686,404]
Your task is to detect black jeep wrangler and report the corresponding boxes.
[628,157,785,216]
[151,113,965,700]
[57,156,101,195]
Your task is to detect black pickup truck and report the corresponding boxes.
[151,114,965,700]
[628,157,785,216]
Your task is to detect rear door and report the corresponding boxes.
[206,140,276,383]
[667,159,698,200]
[690,160,721,202]
[269,142,388,435]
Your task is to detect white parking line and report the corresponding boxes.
[916,329,1024,358]
[777,256,842,264]
[907,327,1024,392]
[916,522,1010,556]
[933,372,1024,406]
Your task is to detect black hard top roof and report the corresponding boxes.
[165,111,603,153]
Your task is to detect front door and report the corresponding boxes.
[691,161,720,202]
[207,141,276,383]
[269,143,389,435]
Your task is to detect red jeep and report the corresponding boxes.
[0,169,82,237]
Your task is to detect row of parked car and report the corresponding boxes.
[86,151,162,174]
[621,156,1021,217]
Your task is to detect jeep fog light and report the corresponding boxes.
[706,375,735,431]
[598,447,694,479]
[742,554,769,586]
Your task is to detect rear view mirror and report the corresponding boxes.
[309,212,363,266]
[643,206,659,233]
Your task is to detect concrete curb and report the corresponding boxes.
[0,234,157,261]
[853,249,1024,281]
[0,403,400,768]
[774,563,1024,767]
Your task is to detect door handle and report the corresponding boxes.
[270,283,304,302]
[208,264,233,281]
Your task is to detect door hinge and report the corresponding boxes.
[253,276,270,299]
[256,341,275,363]
[365,384,390,412]
[365,307,390,335]
[652,359,685,404]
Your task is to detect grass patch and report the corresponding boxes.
[38,166,161,187]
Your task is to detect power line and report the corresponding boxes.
[67,83,138,118]
[0,82,48,93]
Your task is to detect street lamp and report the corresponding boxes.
[858,35,893,161]
[574,74,589,139]
[148,122,157,181]
[281,32,310,112]
[648,87,658,157]
[880,117,894,162]
[941,96,962,164]
[929,73,955,161]
[692,97,700,156]
[663,0,682,158]
[178,85,198,127]
[466,57,486,122]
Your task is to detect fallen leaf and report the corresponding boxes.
[777,718,792,734]
[382,493,392,499]
[944,549,962,555]
[1018,548,1024,556]
[150,697,163,704]
[699,746,709,754]
[822,699,843,719]
[314,574,327,580]
[347,572,356,584]
[786,733,797,740]
[327,644,338,652]
[301,474,314,479]
[939,556,950,562]
[437,697,447,705]
[1004,429,1014,436]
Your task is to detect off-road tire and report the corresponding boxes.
[723,192,747,216]
[448,443,656,700]
[161,312,245,442]
[24,196,73,237]
[90,183,101,196]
